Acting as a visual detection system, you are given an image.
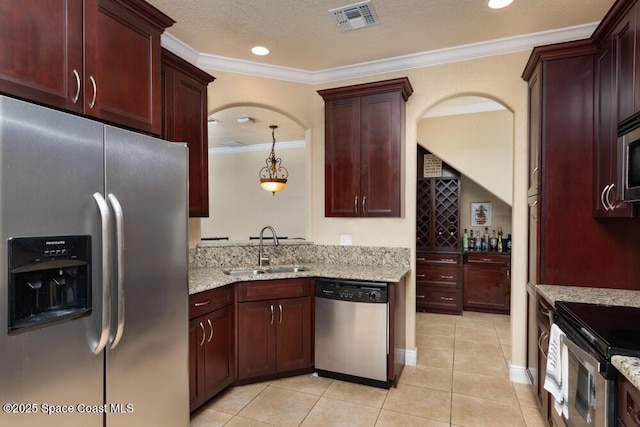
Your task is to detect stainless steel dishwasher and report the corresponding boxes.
[314,278,390,388]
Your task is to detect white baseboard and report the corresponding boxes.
[400,348,417,366]
[509,363,533,384]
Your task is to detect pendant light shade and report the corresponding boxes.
[259,125,288,195]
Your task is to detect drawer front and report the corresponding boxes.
[416,253,461,266]
[189,286,234,319]
[416,264,460,288]
[237,278,311,302]
[619,373,640,427]
[465,253,509,266]
[416,286,461,313]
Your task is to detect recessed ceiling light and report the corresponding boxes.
[251,46,270,56]
[488,0,513,9]
[236,116,255,124]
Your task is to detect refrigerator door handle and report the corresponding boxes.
[107,193,125,350]
[93,192,112,355]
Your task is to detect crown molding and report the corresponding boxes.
[162,21,598,85]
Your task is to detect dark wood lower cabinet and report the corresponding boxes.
[236,279,314,383]
[189,287,235,413]
[463,253,511,314]
[415,253,462,314]
[618,371,640,427]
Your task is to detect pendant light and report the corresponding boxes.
[259,125,288,195]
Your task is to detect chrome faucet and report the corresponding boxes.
[258,225,279,267]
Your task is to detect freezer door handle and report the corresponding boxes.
[108,194,125,349]
[93,193,112,355]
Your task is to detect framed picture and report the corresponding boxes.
[471,202,492,226]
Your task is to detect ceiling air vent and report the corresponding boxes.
[329,1,380,32]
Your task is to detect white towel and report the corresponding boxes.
[543,323,569,418]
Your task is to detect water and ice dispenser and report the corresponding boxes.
[8,235,91,334]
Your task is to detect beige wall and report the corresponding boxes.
[203,145,308,240]
[418,109,514,205]
[197,49,531,380]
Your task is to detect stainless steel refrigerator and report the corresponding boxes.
[0,95,189,426]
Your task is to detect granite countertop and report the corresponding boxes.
[189,262,410,295]
[535,284,640,308]
[535,284,640,391]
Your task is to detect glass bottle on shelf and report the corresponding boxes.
[490,230,497,251]
[463,229,469,251]
[475,230,481,251]
[497,227,503,252]
[468,230,475,251]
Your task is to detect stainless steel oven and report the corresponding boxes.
[554,302,640,427]
[560,333,613,427]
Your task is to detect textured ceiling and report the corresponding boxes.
[145,0,615,147]
[147,0,614,71]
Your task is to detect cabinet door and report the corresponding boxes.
[616,4,637,123]
[325,97,361,217]
[204,306,234,397]
[528,64,542,198]
[161,50,214,217]
[595,39,618,217]
[237,301,276,379]
[189,318,206,411]
[463,264,510,313]
[360,92,402,217]
[275,297,312,373]
[0,0,83,112]
[84,0,163,135]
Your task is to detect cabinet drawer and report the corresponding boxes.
[464,253,510,265]
[618,373,640,427]
[189,286,234,319]
[416,264,460,288]
[238,278,311,302]
[416,253,461,266]
[416,286,461,313]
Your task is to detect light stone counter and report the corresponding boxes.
[189,263,410,295]
[536,284,640,308]
[613,356,640,390]
[535,284,640,392]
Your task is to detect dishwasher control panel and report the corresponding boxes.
[315,279,388,303]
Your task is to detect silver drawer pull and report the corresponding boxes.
[441,259,454,263]
[194,300,210,307]
[416,274,426,278]
[417,295,425,299]
[440,296,454,301]
[441,275,454,279]
[482,258,492,262]
[417,257,425,261]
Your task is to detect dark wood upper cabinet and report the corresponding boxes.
[0,0,84,113]
[318,78,413,217]
[161,49,215,217]
[0,0,174,135]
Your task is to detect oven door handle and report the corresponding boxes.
[560,334,603,373]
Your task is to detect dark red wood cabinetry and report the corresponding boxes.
[523,37,640,289]
[415,253,462,314]
[161,49,215,217]
[618,371,640,427]
[593,3,637,217]
[0,0,173,135]
[189,286,235,413]
[318,78,413,217]
[236,279,313,383]
[463,253,510,314]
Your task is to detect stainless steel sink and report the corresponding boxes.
[221,265,310,275]
[267,266,310,273]
[222,268,267,275]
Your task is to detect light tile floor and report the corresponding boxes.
[190,311,547,427]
